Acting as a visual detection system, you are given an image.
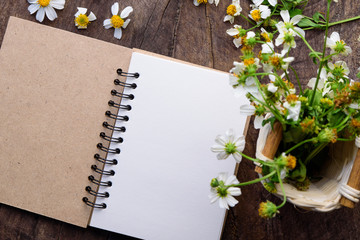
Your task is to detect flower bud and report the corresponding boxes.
[210,178,220,188]
[258,201,279,219]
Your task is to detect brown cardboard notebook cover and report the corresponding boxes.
[0,16,133,227]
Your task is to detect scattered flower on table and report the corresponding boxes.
[209,172,241,209]
[103,2,133,40]
[74,7,96,29]
[193,0,220,6]
[224,0,242,24]
[248,2,271,23]
[27,0,65,22]
[211,129,245,162]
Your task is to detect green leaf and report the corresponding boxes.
[312,12,323,23]
[289,9,303,18]
[328,110,347,128]
[297,18,321,28]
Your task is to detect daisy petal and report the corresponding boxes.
[290,15,303,25]
[103,19,112,29]
[193,0,200,6]
[219,198,229,209]
[280,10,290,22]
[77,7,87,15]
[111,2,119,16]
[114,27,122,39]
[28,0,38,3]
[226,195,239,207]
[28,4,40,14]
[50,0,65,10]
[36,7,45,22]
[88,12,97,21]
[122,19,131,29]
[120,6,133,19]
[45,6,57,21]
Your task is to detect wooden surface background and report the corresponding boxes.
[1,0,360,239]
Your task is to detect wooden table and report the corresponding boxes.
[1,0,360,239]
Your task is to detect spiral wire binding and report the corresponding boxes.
[82,68,139,209]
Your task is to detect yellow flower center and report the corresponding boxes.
[75,14,90,28]
[286,94,298,104]
[261,32,271,42]
[251,9,261,22]
[197,0,208,3]
[38,0,50,7]
[286,155,297,170]
[227,5,237,16]
[244,58,255,66]
[269,55,281,69]
[111,15,124,28]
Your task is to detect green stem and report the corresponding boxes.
[293,29,321,61]
[276,168,287,209]
[285,137,317,154]
[328,15,360,27]
[241,13,256,25]
[309,0,330,107]
[304,142,327,165]
[337,138,355,142]
[227,170,277,188]
[238,151,274,167]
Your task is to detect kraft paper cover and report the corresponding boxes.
[0,17,133,227]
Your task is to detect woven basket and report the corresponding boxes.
[256,122,360,212]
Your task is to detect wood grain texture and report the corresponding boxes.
[1,0,360,239]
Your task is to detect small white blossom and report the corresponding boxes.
[276,10,304,37]
[74,7,96,29]
[253,0,277,6]
[284,100,301,121]
[326,32,352,57]
[224,0,242,24]
[27,0,65,22]
[249,4,271,23]
[226,25,244,48]
[209,172,241,209]
[211,129,245,162]
[103,3,133,40]
[193,0,219,6]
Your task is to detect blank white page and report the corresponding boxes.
[89,52,248,240]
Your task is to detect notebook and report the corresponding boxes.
[0,17,248,240]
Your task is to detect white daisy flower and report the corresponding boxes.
[307,68,332,96]
[103,3,133,40]
[211,129,245,162]
[284,100,301,121]
[252,0,277,7]
[193,0,219,6]
[249,4,271,23]
[74,7,96,29]
[209,172,241,209]
[276,10,305,38]
[27,0,65,22]
[263,49,294,73]
[239,104,264,129]
[224,0,242,24]
[226,25,245,48]
[275,29,297,52]
[326,32,352,57]
[328,61,350,80]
